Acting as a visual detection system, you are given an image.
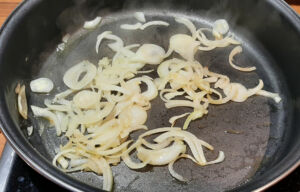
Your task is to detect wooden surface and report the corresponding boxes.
[0,1,300,156]
[0,0,22,156]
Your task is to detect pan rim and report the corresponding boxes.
[0,1,103,192]
[0,0,299,191]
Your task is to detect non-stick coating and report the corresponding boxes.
[0,0,299,192]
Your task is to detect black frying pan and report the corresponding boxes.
[0,0,299,191]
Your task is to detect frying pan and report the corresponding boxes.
[0,0,299,191]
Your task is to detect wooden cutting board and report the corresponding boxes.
[0,0,300,156]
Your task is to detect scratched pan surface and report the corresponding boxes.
[0,0,299,192]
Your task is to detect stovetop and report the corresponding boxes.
[0,145,65,192]
[0,144,299,192]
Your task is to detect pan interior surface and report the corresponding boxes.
[26,10,285,192]
[1,0,298,192]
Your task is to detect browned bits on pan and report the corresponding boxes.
[224,129,243,135]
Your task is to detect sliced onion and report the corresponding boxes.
[256,90,281,103]
[57,156,69,169]
[102,84,131,95]
[73,90,100,109]
[107,157,121,165]
[168,156,188,182]
[29,14,283,190]
[154,130,209,165]
[140,20,169,30]
[83,16,102,29]
[196,29,240,48]
[53,148,76,167]
[63,60,97,90]
[87,119,117,135]
[157,58,185,78]
[107,36,125,52]
[95,31,112,53]
[38,122,45,136]
[212,19,229,39]
[224,80,263,102]
[206,151,225,165]
[139,127,181,138]
[70,159,88,168]
[120,21,169,31]
[168,34,200,61]
[198,46,216,51]
[96,140,133,156]
[17,84,28,119]
[183,110,204,130]
[134,12,146,22]
[133,44,166,65]
[165,100,195,108]
[122,151,150,169]
[53,89,73,102]
[96,31,124,53]
[247,80,263,95]
[137,69,154,74]
[137,140,186,165]
[27,126,33,136]
[93,157,113,191]
[169,113,190,126]
[44,99,71,112]
[56,111,69,133]
[86,127,121,147]
[120,125,148,139]
[229,46,256,72]
[131,76,158,100]
[175,17,197,38]
[141,138,173,150]
[77,102,115,124]
[119,105,148,127]
[120,23,142,30]
[30,78,54,93]
[160,89,185,102]
[31,105,61,136]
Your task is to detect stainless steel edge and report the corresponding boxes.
[0,144,17,192]
[254,160,300,192]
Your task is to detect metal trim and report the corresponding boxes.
[0,144,17,192]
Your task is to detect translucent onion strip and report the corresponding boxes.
[134,12,146,23]
[31,105,61,136]
[121,21,169,31]
[175,17,197,38]
[256,90,282,103]
[83,16,102,29]
[16,84,28,119]
[168,155,188,182]
[63,60,97,90]
[120,23,143,30]
[229,46,256,72]
[140,21,169,30]
[30,78,54,93]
